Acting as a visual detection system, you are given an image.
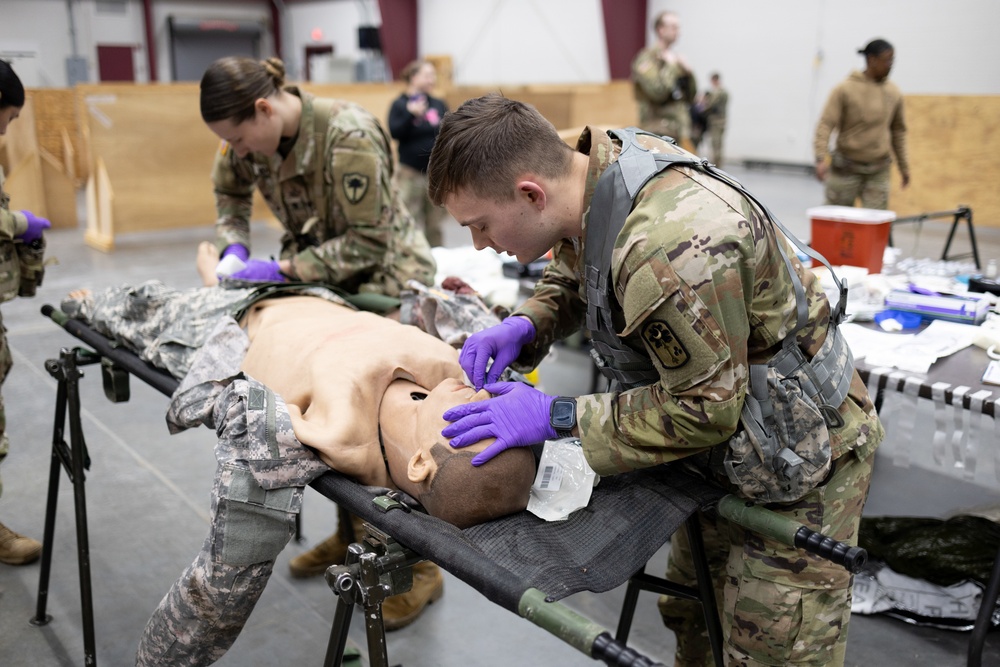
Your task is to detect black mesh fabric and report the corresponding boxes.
[311,466,724,612]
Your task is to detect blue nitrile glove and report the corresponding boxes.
[442,381,556,466]
[459,316,536,390]
[230,258,286,282]
[18,210,51,243]
[221,243,250,262]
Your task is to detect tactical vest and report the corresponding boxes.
[0,168,22,303]
[584,129,855,501]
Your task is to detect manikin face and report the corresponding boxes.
[0,105,21,136]
[206,100,282,159]
[378,377,492,489]
[379,377,490,459]
[444,186,555,265]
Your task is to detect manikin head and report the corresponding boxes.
[427,94,577,264]
[379,377,536,528]
[0,59,25,136]
[199,56,296,158]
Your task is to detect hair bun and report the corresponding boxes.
[261,57,287,87]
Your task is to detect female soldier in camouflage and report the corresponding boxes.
[0,59,50,566]
[198,56,441,625]
[200,56,436,296]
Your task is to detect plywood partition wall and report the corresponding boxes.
[889,95,1000,228]
[30,88,87,185]
[444,81,638,133]
[77,82,407,251]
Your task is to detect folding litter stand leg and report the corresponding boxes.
[322,510,670,667]
[29,347,105,666]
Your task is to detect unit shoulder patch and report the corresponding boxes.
[641,319,690,369]
[342,172,370,204]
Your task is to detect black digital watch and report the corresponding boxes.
[549,397,577,439]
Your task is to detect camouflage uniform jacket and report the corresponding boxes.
[0,166,29,304]
[702,87,728,129]
[512,127,883,477]
[813,71,909,176]
[211,88,436,296]
[630,47,696,138]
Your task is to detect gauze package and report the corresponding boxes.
[527,438,599,521]
[215,254,247,277]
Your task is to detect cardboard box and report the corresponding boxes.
[807,206,895,273]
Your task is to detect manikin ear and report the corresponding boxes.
[515,180,547,211]
[407,447,436,485]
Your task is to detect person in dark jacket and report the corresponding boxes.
[388,60,449,247]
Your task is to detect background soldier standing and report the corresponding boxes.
[814,39,910,210]
[631,11,697,150]
[701,72,729,167]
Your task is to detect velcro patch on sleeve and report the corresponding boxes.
[334,149,379,224]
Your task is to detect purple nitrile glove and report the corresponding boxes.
[230,258,286,282]
[18,211,51,243]
[459,316,536,390]
[221,243,250,262]
[441,381,556,466]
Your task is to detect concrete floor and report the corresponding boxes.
[1,165,999,666]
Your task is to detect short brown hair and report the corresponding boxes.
[417,444,535,529]
[200,56,286,124]
[400,59,427,83]
[426,93,574,205]
[653,10,677,30]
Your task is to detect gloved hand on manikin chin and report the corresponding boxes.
[230,258,286,283]
[442,381,556,466]
[17,210,51,243]
[459,316,536,390]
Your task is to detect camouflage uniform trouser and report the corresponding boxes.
[136,376,329,666]
[824,165,891,210]
[659,446,875,667]
[397,163,447,248]
[0,311,10,498]
[706,118,726,168]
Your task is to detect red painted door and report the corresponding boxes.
[97,45,135,82]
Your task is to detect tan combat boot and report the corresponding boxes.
[382,560,445,631]
[288,509,366,578]
[0,522,42,566]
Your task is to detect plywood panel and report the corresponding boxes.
[77,83,218,235]
[40,149,78,229]
[28,88,87,184]
[445,82,638,134]
[889,95,1000,228]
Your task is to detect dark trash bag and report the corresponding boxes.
[859,515,1000,587]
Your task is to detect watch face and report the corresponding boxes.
[552,399,576,428]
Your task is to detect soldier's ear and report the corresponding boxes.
[254,98,274,119]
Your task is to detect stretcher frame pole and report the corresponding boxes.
[29,347,102,666]
[518,588,665,666]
